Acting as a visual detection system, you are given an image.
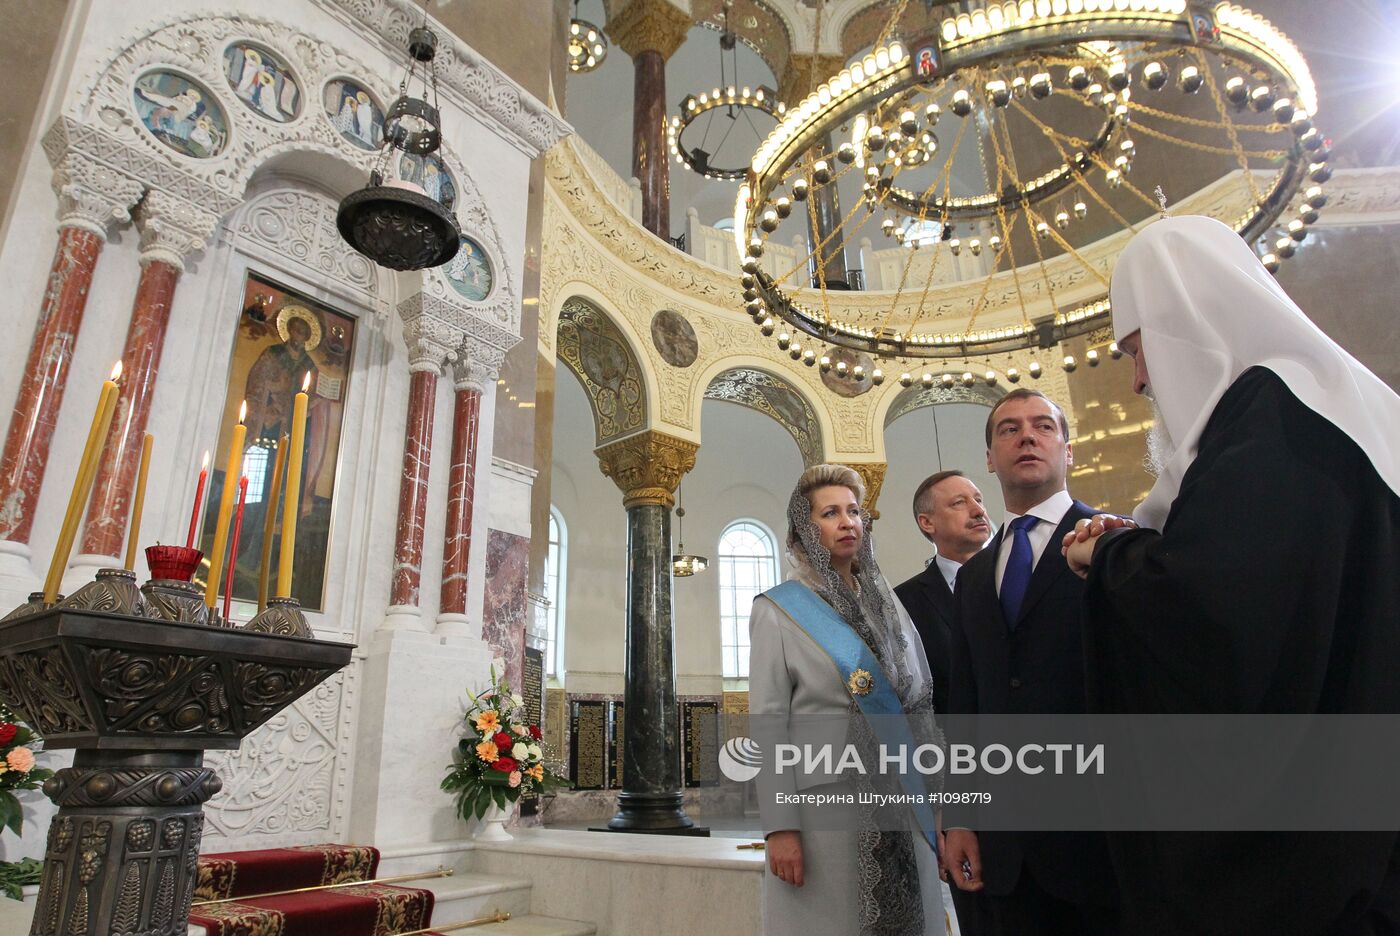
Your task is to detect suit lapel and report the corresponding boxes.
[924,566,954,629]
[1012,501,1091,626]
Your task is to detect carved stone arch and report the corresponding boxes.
[227,182,389,316]
[882,381,1006,430]
[703,367,824,468]
[59,14,488,234]
[556,295,651,446]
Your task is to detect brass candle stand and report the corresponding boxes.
[0,566,352,936]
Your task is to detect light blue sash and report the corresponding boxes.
[764,580,940,856]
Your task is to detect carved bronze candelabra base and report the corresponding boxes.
[0,607,353,936]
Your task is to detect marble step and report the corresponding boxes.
[426,870,534,921]
[457,913,596,935]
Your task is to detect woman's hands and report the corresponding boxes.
[1061,514,1138,578]
[767,830,805,887]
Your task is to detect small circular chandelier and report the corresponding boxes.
[734,0,1330,387]
[338,17,460,271]
[568,1,608,73]
[669,2,782,181]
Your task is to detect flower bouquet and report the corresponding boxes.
[0,705,53,839]
[442,663,567,822]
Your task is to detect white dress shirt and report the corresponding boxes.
[934,553,963,593]
[993,489,1074,594]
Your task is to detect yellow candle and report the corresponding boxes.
[44,361,121,604]
[257,433,289,612]
[123,433,153,571]
[277,374,310,598]
[205,402,247,608]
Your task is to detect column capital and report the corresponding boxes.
[778,53,848,107]
[596,430,698,509]
[135,191,221,272]
[397,293,465,373]
[841,462,887,520]
[51,158,143,240]
[605,0,692,61]
[451,344,505,393]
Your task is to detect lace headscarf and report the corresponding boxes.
[785,465,941,936]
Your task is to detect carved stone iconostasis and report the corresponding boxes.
[0,0,564,859]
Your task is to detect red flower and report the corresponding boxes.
[528,725,542,741]
[0,724,16,745]
[492,756,518,773]
[493,731,513,752]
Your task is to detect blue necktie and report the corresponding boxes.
[1000,515,1041,627]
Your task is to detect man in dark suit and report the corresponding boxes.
[895,470,991,936]
[895,470,991,717]
[942,388,1119,935]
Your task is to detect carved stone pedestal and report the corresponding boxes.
[0,608,353,936]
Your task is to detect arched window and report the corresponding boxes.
[242,445,271,503]
[545,507,567,677]
[717,520,779,679]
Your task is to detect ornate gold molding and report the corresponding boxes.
[606,0,693,61]
[778,54,847,107]
[597,431,699,509]
[843,462,887,521]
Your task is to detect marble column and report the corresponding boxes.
[596,430,704,834]
[388,366,439,617]
[605,0,691,241]
[76,199,215,566]
[436,354,496,636]
[0,227,106,547]
[780,56,851,288]
[0,169,140,594]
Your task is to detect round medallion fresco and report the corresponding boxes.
[444,236,493,302]
[396,152,456,207]
[224,43,301,123]
[820,347,876,397]
[650,310,699,368]
[133,71,228,159]
[324,78,383,150]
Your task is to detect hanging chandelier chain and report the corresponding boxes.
[1194,47,1266,205]
[1011,97,1139,231]
[1127,120,1287,159]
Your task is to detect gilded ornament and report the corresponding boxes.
[847,669,874,696]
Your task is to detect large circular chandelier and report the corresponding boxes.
[734,0,1329,385]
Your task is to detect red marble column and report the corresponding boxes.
[389,368,438,608]
[0,226,106,544]
[439,382,483,616]
[78,258,181,558]
[633,49,670,240]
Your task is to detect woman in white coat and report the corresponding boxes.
[750,463,945,936]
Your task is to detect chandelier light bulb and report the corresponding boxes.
[1143,61,1167,90]
[1074,199,1088,219]
[1179,65,1203,93]
[1030,72,1053,98]
[1007,367,1021,383]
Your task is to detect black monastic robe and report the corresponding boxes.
[1083,366,1400,935]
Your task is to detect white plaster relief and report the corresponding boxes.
[202,661,359,849]
[312,0,570,159]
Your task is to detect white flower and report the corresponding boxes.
[511,723,529,736]
[510,693,524,707]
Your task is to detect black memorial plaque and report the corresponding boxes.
[683,700,721,787]
[520,646,545,815]
[608,700,624,790]
[569,700,607,790]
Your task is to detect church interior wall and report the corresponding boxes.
[0,0,555,862]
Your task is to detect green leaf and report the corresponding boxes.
[473,788,490,820]
[492,786,507,811]
[0,792,20,837]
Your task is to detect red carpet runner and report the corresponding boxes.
[191,844,440,936]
